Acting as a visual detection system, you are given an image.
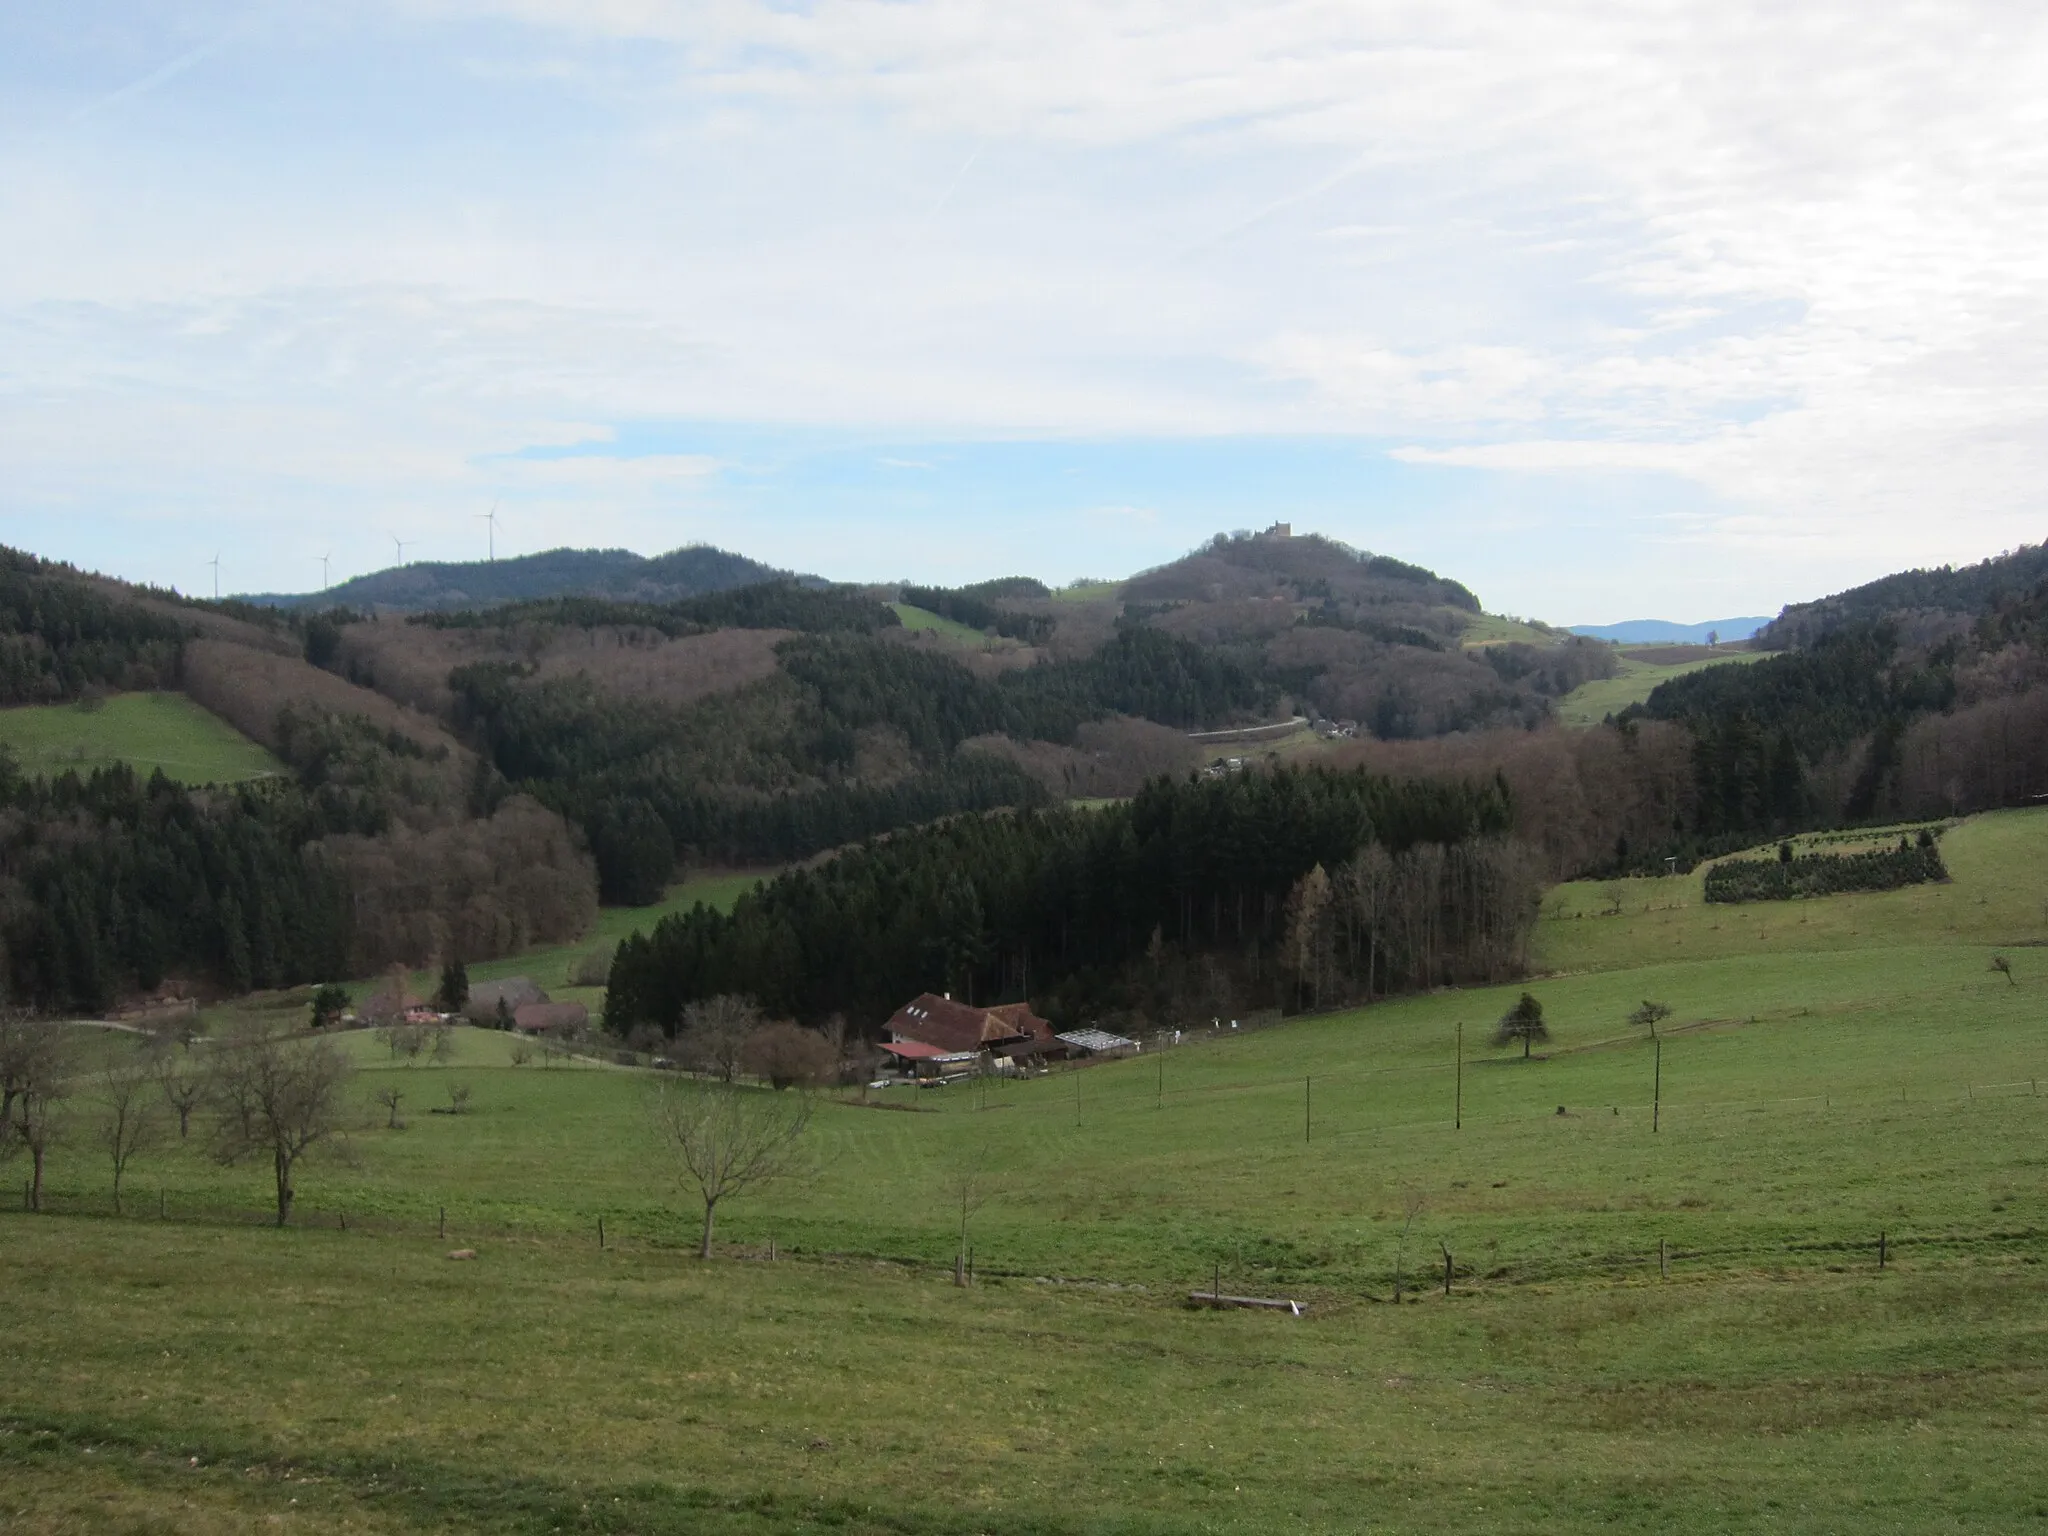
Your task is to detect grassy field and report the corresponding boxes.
[1555,647,1766,726]
[1459,613,1561,647]
[7,811,2048,1531]
[0,690,284,784]
[890,603,991,645]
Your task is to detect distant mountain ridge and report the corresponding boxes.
[1569,617,1771,644]
[240,544,814,612]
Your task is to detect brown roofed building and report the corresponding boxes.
[513,1001,588,1036]
[884,994,1054,1056]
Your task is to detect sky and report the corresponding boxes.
[2,3,2044,623]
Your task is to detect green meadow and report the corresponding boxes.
[0,690,284,784]
[1555,646,1766,726]
[5,811,2048,1531]
[890,602,991,645]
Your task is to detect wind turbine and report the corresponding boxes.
[391,534,412,566]
[316,553,331,591]
[476,501,501,561]
[207,553,221,600]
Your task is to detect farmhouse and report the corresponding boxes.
[513,1001,588,1035]
[880,994,1059,1075]
[465,977,547,1025]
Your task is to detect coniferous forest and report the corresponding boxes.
[603,765,1536,1033]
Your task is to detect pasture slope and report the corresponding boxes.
[1554,645,1766,726]
[0,690,284,784]
[5,812,2048,1532]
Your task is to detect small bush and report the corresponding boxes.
[570,944,616,988]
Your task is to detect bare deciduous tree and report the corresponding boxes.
[4,1028,73,1213]
[648,1080,811,1258]
[680,995,759,1083]
[444,1081,472,1114]
[1392,1188,1426,1304]
[374,1085,406,1129]
[98,1065,163,1215]
[154,1047,207,1140]
[741,1021,834,1090]
[946,1144,1002,1287]
[0,1013,63,1144]
[208,1030,354,1226]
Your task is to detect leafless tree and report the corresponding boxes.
[444,1082,472,1114]
[947,1143,1002,1287]
[430,1024,456,1064]
[4,1028,73,1213]
[98,1066,164,1215]
[1281,863,1335,1011]
[680,995,759,1083]
[1392,1188,1426,1304]
[648,1080,811,1258]
[374,1085,406,1129]
[0,1012,64,1144]
[154,1046,207,1140]
[741,1021,835,1090]
[208,1029,354,1226]
[508,1040,533,1067]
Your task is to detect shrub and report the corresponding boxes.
[1704,841,1947,904]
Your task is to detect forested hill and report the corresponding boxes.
[0,546,596,1012]
[1758,541,2048,650]
[243,544,807,613]
[1109,530,1615,737]
[1628,549,2048,848]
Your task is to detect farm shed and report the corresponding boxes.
[1055,1028,1139,1058]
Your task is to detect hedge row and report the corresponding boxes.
[1704,842,1948,904]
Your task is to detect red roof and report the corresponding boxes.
[884,994,1054,1054]
[877,1040,947,1060]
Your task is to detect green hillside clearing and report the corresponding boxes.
[1458,612,1559,646]
[1556,646,1766,725]
[0,691,284,784]
[889,602,989,644]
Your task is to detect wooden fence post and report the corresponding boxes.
[598,1215,605,1249]
[1441,1245,1452,1297]
[1879,1231,1888,1269]
[1659,1238,1668,1280]
[1305,1076,1311,1144]
[439,1205,446,1239]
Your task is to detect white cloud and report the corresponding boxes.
[2,1,2046,599]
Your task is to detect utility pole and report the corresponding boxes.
[1304,1075,1311,1144]
[1455,1022,1463,1130]
[1653,1035,1663,1133]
